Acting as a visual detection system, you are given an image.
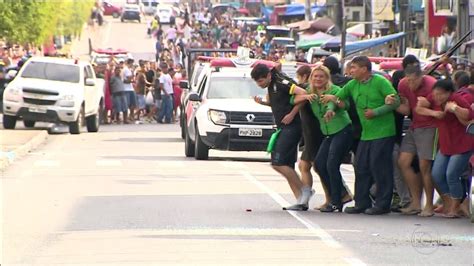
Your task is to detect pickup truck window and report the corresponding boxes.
[21,62,80,83]
[207,77,263,99]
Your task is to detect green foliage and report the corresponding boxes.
[0,0,95,45]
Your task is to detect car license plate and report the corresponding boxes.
[238,128,262,137]
[29,107,47,113]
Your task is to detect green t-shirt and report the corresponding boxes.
[307,84,351,136]
[335,74,397,141]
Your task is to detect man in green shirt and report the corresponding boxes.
[322,56,400,215]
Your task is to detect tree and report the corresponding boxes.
[0,0,94,46]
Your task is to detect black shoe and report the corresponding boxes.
[364,207,390,215]
[283,204,308,211]
[320,203,343,213]
[344,206,368,214]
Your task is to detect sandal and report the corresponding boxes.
[401,208,422,215]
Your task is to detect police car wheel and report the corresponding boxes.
[194,125,209,160]
[184,125,195,157]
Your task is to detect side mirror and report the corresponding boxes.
[179,80,189,89]
[467,123,474,135]
[188,93,201,102]
[85,78,96,86]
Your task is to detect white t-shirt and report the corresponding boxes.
[166,28,177,40]
[122,66,134,91]
[159,73,173,95]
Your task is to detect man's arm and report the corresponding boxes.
[254,93,271,106]
[395,96,411,116]
[445,100,471,125]
[415,96,445,119]
[281,103,303,125]
[372,78,400,117]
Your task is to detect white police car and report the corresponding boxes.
[182,57,276,160]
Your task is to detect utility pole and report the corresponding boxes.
[457,0,469,47]
[327,0,343,31]
[305,0,312,21]
[399,0,410,54]
[364,0,372,36]
[340,1,347,73]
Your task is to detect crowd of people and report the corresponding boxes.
[251,54,473,218]
[94,57,186,125]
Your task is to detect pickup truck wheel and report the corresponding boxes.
[23,120,36,128]
[194,126,209,160]
[184,124,195,157]
[3,114,17,129]
[112,12,119,18]
[86,105,100,132]
[69,106,84,134]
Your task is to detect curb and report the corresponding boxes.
[0,131,49,171]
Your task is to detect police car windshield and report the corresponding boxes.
[21,62,80,83]
[207,77,262,99]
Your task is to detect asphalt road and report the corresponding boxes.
[1,16,473,266]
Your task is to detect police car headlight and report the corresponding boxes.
[208,109,228,125]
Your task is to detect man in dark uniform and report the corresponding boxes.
[251,63,311,211]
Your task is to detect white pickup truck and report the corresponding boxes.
[2,57,104,134]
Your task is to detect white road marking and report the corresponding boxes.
[96,160,122,167]
[241,171,341,248]
[34,160,60,167]
[242,170,367,266]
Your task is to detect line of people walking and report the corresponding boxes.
[252,54,474,218]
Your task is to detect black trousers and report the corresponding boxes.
[354,137,395,210]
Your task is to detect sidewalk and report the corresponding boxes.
[0,129,48,171]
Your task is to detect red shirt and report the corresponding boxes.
[398,75,437,129]
[456,86,474,104]
[427,93,474,155]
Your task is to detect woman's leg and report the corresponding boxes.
[445,152,472,217]
[314,137,332,206]
[326,126,353,206]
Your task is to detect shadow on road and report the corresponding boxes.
[101,155,270,162]
[104,137,183,143]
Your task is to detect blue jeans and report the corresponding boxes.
[158,94,173,123]
[432,151,472,199]
[314,125,353,206]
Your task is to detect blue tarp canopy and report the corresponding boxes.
[320,34,359,49]
[283,4,322,16]
[345,32,406,54]
[321,32,406,54]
